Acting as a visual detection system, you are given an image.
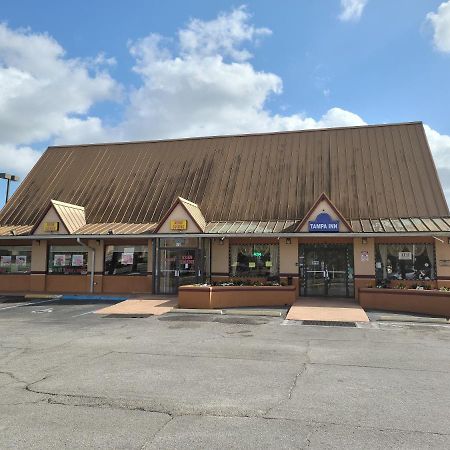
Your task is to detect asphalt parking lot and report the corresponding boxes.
[1,297,449,449]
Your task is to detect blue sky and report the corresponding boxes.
[1,0,450,208]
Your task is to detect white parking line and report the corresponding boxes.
[0,299,56,311]
[71,310,98,318]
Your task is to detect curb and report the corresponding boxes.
[24,294,62,300]
[170,308,223,315]
[376,316,449,324]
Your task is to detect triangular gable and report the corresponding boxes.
[155,197,206,233]
[296,193,352,233]
[32,199,86,235]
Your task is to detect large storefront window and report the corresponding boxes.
[230,244,279,277]
[104,245,148,275]
[375,243,435,282]
[0,246,32,274]
[48,246,88,275]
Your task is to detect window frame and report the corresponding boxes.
[0,245,32,274]
[375,242,436,282]
[47,245,89,276]
[228,243,279,278]
[104,244,149,276]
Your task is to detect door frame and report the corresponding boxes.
[154,238,209,295]
[299,243,354,298]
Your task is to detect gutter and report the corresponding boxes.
[76,238,95,293]
[1,231,449,240]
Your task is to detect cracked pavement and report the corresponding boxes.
[0,299,449,449]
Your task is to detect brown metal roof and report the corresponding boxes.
[0,122,448,230]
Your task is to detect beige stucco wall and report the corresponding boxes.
[298,199,350,233]
[33,207,68,235]
[87,239,104,273]
[30,240,47,272]
[280,238,298,274]
[435,239,450,279]
[211,238,229,274]
[158,204,201,234]
[353,237,375,276]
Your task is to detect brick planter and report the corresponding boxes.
[359,288,450,317]
[178,285,296,309]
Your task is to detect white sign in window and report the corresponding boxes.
[398,251,412,260]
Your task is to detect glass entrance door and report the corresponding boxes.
[158,248,199,294]
[300,244,354,297]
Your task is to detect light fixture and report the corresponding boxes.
[9,229,15,236]
[107,229,114,235]
[286,238,291,244]
[362,237,368,244]
[0,173,20,203]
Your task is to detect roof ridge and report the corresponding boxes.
[46,121,424,150]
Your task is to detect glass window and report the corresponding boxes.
[48,245,88,275]
[104,245,148,275]
[375,243,435,282]
[0,246,32,274]
[159,238,199,248]
[230,244,279,277]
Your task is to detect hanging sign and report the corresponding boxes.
[398,251,412,260]
[170,220,188,231]
[44,222,59,232]
[308,213,339,232]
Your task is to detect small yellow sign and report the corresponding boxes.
[170,220,188,231]
[44,222,59,232]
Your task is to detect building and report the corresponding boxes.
[0,121,449,300]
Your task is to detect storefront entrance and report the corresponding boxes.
[158,248,198,294]
[300,244,354,297]
[155,238,209,295]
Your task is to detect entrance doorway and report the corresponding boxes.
[155,237,209,294]
[300,244,354,297]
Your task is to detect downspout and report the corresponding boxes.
[76,238,95,293]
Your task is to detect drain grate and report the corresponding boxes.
[103,314,153,319]
[302,320,356,327]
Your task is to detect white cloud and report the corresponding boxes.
[0,144,41,178]
[424,125,450,204]
[339,0,368,22]
[0,23,120,176]
[426,1,450,52]
[118,8,365,141]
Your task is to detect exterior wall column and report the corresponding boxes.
[211,238,229,282]
[30,239,47,292]
[147,239,153,294]
[280,237,299,296]
[88,239,104,293]
[435,238,450,289]
[353,237,376,300]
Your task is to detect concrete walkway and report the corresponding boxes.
[286,297,369,322]
[95,296,177,316]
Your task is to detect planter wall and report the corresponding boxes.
[179,285,296,309]
[359,288,450,317]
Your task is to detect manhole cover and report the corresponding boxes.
[302,320,356,327]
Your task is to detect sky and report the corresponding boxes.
[0,0,449,210]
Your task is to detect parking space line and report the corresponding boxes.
[0,299,56,311]
[71,310,98,317]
